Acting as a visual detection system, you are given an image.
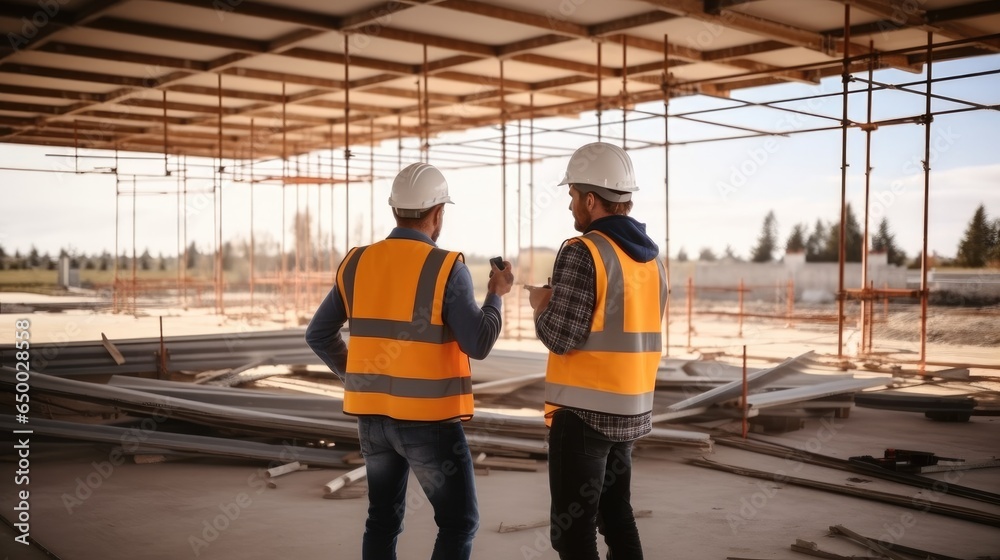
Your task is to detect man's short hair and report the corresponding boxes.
[574,184,633,216]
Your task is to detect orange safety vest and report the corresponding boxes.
[336,238,473,421]
[545,231,667,422]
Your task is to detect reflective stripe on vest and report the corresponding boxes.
[545,231,666,418]
[337,239,473,421]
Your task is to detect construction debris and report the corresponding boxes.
[854,392,978,421]
[100,333,126,365]
[828,525,965,560]
[689,457,1000,527]
[790,538,877,559]
[716,437,1000,507]
[323,466,369,499]
[267,461,308,478]
[2,329,321,376]
[849,448,963,473]
[1,417,350,468]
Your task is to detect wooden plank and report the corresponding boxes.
[100,333,126,366]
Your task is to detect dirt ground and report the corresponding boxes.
[1,293,999,559]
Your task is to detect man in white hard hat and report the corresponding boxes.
[307,162,514,560]
[527,142,668,560]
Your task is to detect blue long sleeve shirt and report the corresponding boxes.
[305,227,503,380]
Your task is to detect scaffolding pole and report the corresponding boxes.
[920,32,934,373]
[423,43,430,161]
[217,73,224,315]
[662,34,672,355]
[596,40,602,142]
[281,82,288,320]
[113,173,120,313]
[529,94,535,288]
[516,117,523,340]
[500,59,507,262]
[861,41,875,353]
[131,175,137,316]
[330,123,346,284]
[622,35,628,150]
[837,4,851,359]
[182,154,188,308]
[344,33,352,262]
[500,58,508,339]
[250,118,255,316]
[370,118,375,244]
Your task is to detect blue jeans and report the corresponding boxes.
[357,416,479,560]
[549,410,643,560]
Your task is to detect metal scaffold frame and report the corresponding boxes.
[3,13,997,372]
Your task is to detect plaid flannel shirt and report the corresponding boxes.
[535,240,652,442]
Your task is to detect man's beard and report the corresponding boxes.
[573,205,592,233]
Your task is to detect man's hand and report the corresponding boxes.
[525,282,552,317]
[487,260,514,297]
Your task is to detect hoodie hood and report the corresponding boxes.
[586,215,659,263]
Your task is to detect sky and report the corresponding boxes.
[1,53,998,265]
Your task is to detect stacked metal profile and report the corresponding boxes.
[0,329,322,376]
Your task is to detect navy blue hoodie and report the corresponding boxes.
[585,215,660,263]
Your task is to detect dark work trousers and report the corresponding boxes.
[358,416,479,560]
[548,409,643,560]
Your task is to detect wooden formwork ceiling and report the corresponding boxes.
[0,0,997,160]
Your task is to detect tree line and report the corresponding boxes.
[0,213,342,277]
[676,202,999,268]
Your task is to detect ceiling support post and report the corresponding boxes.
[836,3,851,360]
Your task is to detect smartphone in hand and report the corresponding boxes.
[489,256,504,277]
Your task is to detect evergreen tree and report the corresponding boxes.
[750,211,778,263]
[824,204,863,262]
[677,247,688,262]
[991,218,1000,266]
[222,241,235,271]
[724,245,741,261]
[871,217,907,266]
[28,246,40,268]
[806,219,827,262]
[956,204,992,267]
[185,242,199,271]
[785,223,807,254]
[139,249,152,271]
[698,247,717,262]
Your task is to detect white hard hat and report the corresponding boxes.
[388,162,453,214]
[558,142,637,202]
